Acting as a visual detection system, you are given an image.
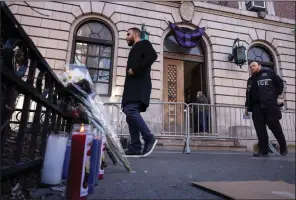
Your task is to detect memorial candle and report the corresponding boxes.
[62,135,71,180]
[41,132,68,185]
[95,130,102,186]
[66,124,93,200]
[98,133,106,180]
[88,128,98,194]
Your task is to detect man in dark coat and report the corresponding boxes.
[245,60,287,157]
[121,27,158,157]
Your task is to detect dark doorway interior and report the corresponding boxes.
[184,61,206,104]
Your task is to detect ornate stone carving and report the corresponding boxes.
[179,1,195,22]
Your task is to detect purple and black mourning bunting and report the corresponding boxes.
[169,21,206,48]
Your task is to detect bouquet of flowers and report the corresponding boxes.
[59,64,131,172]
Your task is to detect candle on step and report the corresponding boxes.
[41,131,68,186]
[95,130,102,185]
[98,133,106,180]
[66,124,93,200]
[62,135,72,180]
[88,128,98,194]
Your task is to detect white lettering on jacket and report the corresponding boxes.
[257,79,272,86]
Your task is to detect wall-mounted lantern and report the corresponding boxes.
[228,38,247,68]
[141,24,149,41]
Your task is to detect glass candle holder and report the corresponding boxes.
[71,124,93,134]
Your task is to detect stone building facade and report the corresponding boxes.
[7,1,295,107]
[6,1,295,139]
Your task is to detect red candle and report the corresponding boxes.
[98,134,106,180]
[66,124,93,200]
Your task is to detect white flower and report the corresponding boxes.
[58,72,69,86]
[58,65,94,87]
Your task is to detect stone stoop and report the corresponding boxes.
[285,144,296,152]
[252,142,296,153]
[155,137,247,152]
[155,137,185,151]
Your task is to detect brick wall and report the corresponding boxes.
[274,1,295,19]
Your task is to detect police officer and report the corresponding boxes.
[245,60,288,157]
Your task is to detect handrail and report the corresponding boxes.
[0,1,65,88]
[1,2,76,178]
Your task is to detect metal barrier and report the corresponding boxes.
[187,103,295,142]
[278,111,295,142]
[103,102,190,153]
[188,104,254,140]
[104,102,188,138]
[104,101,295,154]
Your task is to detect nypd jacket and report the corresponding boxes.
[245,68,284,112]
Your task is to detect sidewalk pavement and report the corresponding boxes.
[29,151,295,200]
[89,151,295,199]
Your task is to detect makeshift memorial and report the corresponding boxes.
[58,64,131,172]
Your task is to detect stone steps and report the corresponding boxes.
[190,144,247,152]
[191,138,235,146]
[155,143,247,152]
[254,142,296,153]
[155,137,247,152]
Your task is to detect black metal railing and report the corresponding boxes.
[1,2,75,177]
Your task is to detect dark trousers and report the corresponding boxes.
[194,110,209,133]
[123,103,154,153]
[252,104,287,154]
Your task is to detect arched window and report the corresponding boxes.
[71,20,114,96]
[247,45,274,70]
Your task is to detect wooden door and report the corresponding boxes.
[163,58,185,134]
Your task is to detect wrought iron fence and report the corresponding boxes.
[1,2,75,177]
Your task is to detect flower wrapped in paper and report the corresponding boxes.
[58,64,131,172]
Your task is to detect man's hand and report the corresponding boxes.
[277,94,285,107]
[128,68,134,76]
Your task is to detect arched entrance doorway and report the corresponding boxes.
[162,27,206,134]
